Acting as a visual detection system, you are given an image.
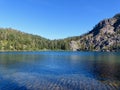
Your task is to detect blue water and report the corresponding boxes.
[0,51,120,90]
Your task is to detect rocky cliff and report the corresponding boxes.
[70,13,120,51]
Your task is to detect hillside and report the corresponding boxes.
[70,13,120,51]
[0,28,50,50]
[0,28,73,51]
[0,13,120,51]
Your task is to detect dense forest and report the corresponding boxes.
[0,28,79,51]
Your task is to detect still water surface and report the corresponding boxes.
[0,51,120,90]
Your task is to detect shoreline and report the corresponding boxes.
[0,50,119,52]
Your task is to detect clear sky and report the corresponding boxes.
[0,0,119,39]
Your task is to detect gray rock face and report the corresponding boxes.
[70,41,79,51]
[70,13,120,51]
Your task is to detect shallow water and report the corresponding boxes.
[0,51,120,90]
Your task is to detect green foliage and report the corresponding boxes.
[0,28,74,51]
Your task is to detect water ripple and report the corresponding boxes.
[0,72,119,90]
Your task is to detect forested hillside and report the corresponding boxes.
[0,28,48,50]
[0,28,76,51]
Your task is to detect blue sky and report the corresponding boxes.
[0,0,119,39]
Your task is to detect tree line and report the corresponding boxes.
[0,28,80,51]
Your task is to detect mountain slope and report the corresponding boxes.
[0,28,72,51]
[70,13,120,51]
[0,28,51,50]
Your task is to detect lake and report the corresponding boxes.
[0,51,120,90]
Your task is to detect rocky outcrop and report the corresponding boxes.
[70,41,79,51]
[70,13,120,51]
